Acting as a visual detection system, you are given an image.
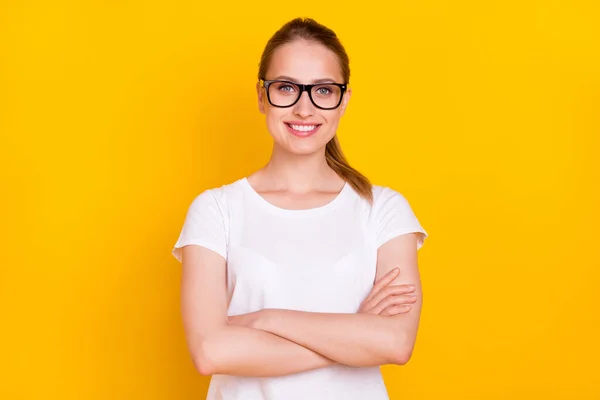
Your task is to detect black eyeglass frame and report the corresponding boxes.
[259,78,348,110]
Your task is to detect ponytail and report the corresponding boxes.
[326,135,373,203]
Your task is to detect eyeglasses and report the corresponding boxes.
[259,79,347,110]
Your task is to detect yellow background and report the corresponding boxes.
[1,1,599,399]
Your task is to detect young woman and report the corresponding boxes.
[172,17,428,400]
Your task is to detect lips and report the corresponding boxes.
[284,122,322,138]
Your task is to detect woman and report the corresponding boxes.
[172,17,428,400]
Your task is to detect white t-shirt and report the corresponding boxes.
[172,177,428,400]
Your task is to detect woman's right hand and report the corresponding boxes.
[358,268,418,317]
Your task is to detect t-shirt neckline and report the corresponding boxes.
[240,177,352,217]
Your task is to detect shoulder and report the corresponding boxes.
[350,184,412,219]
[191,177,245,203]
[369,183,428,249]
[172,179,246,263]
[186,177,245,216]
[371,184,412,211]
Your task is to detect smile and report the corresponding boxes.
[284,123,322,138]
[289,124,317,132]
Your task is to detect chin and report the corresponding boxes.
[280,135,333,156]
[287,144,324,155]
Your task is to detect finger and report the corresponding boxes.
[364,268,400,303]
[381,305,410,316]
[381,305,412,316]
[361,285,416,313]
[372,294,418,314]
[366,284,416,311]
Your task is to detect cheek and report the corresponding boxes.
[264,111,284,134]
[322,112,342,133]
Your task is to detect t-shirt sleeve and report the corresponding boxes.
[374,187,428,250]
[171,189,228,263]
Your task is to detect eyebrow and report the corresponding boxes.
[272,75,339,84]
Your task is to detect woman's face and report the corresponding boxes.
[257,40,351,156]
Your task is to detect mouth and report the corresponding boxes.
[284,122,323,138]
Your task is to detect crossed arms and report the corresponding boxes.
[179,232,423,377]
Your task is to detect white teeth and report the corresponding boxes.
[290,124,317,132]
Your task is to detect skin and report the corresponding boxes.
[180,39,424,377]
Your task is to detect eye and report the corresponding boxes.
[279,84,296,93]
[315,86,332,95]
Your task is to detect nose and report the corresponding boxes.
[293,90,314,118]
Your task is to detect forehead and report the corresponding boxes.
[267,40,343,82]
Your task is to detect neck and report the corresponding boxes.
[259,143,342,193]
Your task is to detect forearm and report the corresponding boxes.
[194,324,337,377]
[256,310,406,367]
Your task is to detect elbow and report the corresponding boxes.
[191,339,217,376]
[193,356,215,377]
[391,346,414,366]
[389,332,415,365]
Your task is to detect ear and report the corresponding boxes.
[339,87,351,117]
[256,81,266,115]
